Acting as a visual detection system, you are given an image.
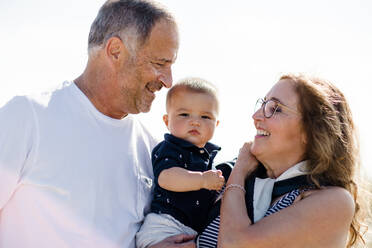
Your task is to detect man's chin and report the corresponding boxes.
[136,104,152,114]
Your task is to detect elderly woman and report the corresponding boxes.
[197,74,364,248]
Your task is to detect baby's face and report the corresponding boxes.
[164,89,219,148]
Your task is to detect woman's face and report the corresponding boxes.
[251,79,306,171]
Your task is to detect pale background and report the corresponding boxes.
[0,0,371,181]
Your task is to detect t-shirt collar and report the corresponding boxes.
[164,133,221,154]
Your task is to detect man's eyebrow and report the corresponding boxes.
[154,53,178,63]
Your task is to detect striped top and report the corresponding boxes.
[197,189,304,248]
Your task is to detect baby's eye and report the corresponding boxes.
[201,115,211,119]
[179,113,189,117]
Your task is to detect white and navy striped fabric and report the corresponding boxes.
[264,188,302,217]
[197,189,303,248]
[196,216,220,248]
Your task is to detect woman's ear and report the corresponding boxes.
[301,132,307,145]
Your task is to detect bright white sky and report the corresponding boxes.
[1,0,371,178]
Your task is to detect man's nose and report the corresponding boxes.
[158,67,172,88]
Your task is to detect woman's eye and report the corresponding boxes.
[269,106,277,115]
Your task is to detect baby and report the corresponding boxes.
[136,77,225,247]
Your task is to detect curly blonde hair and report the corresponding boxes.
[280,73,366,247]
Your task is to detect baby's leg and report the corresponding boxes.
[136,213,197,248]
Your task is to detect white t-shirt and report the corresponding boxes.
[0,81,158,248]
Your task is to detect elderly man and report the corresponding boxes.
[0,0,194,247]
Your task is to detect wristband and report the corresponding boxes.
[224,183,246,193]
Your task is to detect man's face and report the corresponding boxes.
[118,19,179,114]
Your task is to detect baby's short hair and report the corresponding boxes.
[166,77,219,112]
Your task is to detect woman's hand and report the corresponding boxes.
[233,142,259,178]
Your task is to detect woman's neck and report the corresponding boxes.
[260,156,305,179]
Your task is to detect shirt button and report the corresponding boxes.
[200,150,204,154]
[184,163,188,168]
[165,158,168,161]
[179,154,182,159]
[196,200,199,205]
[166,198,170,203]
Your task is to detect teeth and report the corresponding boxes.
[146,83,162,93]
[146,85,155,93]
[257,129,270,136]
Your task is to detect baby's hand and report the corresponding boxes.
[202,170,225,190]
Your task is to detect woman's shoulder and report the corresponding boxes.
[304,186,353,200]
[302,186,355,218]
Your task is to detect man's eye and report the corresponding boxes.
[201,115,211,119]
[152,62,164,67]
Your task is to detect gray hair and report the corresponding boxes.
[88,0,175,55]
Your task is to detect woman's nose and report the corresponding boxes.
[252,108,264,121]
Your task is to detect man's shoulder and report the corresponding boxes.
[0,81,74,115]
[26,81,73,108]
[0,95,35,126]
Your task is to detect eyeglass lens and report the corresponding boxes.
[254,99,278,118]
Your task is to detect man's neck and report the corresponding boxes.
[74,73,128,119]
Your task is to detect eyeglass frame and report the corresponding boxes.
[254,98,299,118]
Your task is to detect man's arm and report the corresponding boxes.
[158,167,224,192]
[0,96,36,209]
[148,234,196,248]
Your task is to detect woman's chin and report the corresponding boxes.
[250,142,260,157]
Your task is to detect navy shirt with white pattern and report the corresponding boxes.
[150,134,221,233]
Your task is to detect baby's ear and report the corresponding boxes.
[163,114,169,127]
[216,120,220,127]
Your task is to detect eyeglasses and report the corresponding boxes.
[254,98,299,118]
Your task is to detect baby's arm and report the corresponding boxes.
[158,167,225,192]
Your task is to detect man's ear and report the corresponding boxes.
[163,114,169,128]
[105,36,130,62]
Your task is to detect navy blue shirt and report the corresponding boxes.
[150,134,221,233]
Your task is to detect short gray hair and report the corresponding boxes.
[88,0,175,55]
